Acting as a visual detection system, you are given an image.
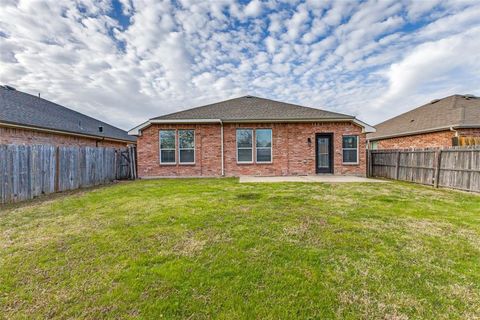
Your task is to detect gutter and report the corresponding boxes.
[129,119,226,175]
[368,124,480,141]
[128,117,376,177]
[0,121,136,145]
[128,117,376,136]
[450,126,458,137]
[128,119,221,136]
[222,118,375,133]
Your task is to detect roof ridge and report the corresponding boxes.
[152,95,354,120]
[0,87,135,142]
[151,95,248,120]
[368,93,480,140]
[251,96,355,118]
[6,88,128,132]
[374,94,458,126]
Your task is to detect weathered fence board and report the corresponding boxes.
[369,147,480,193]
[0,144,136,204]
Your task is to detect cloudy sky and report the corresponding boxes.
[1,0,480,130]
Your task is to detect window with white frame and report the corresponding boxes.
[342,135,358,164]
[236,129,253,163]
[255,129,272,163]
[178,129,195,164]
[159,130,176,164]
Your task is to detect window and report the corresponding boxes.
[159,130,176,164]
[342,135,358,164]
[237,129,253,163]
[178,129,195,164]
[370,141,378,150]
[255,129,272,163]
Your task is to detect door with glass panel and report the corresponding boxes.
[316,134,333,173]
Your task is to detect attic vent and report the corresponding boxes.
[464,94,477,100]
[98,126,104,133]
[430,99,440,104]
[245,95,254,98]
[3,85,16,91]
[410,119,415,123]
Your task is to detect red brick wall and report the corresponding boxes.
[373,130,455,149]
[457,128,480,137]
[136,124,222,177]
[0,126,130,148]
[137,122,366,177]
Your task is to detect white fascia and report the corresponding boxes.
[128,118,376,136]
[128,119,222,136]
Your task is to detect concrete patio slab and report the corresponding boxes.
[239,176,388,183]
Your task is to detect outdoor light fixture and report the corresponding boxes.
[307,137,312,146]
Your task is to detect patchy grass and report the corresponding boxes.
[1,178,480,319]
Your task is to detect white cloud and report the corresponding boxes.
[406,0,442,20]
[268,13,283,33]
[0,0,479,131]
[285,4,310,40]
[264,36,276,53]
[372,26,480,122]
[244,0,263,18]
[301,18,328,44]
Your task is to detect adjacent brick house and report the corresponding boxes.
[129,96,375,177]
[367,94,480,149]
[0,85,135,147]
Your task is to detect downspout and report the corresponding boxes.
[220,120,225,176]
[450,126,459,146]
[450,126,458,136]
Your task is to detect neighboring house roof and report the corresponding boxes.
[0,85,136,143]
[368,94,480,141]
[129,95,375,135]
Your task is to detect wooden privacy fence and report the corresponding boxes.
[0,144,136,204]
[368,147,480,193]
[454,136,480,146]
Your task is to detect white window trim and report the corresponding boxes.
[178,129,195,165]
[159,129,176,165]
[236,128,254,164]
[255,129,273,164]
[342,135,359,165]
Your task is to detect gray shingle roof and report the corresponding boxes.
[0,86,135,142]
[152,96,354,121]
[368,95,480,140]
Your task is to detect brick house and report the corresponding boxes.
[129,96,375,177]
[0,85,135,147]
[367,94,480,149]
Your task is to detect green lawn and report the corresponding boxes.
[1,179,480,319]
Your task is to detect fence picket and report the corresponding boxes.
[369,147,480,193]
[0,144,135,204]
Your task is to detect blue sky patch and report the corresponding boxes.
[0,0,479,129]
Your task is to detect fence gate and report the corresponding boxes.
[0,144,137,204]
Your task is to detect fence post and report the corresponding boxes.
[114,149,118,180]
[132,146,137,179]
[468,150,474,192]
[434,150,442,188]
[367,149,372,177]
[128,146,135,180]
[54,146,60,192]
[395,151,401,180]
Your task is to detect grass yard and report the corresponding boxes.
[1,179,480,319]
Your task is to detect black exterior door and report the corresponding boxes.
[316,133,333,173]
